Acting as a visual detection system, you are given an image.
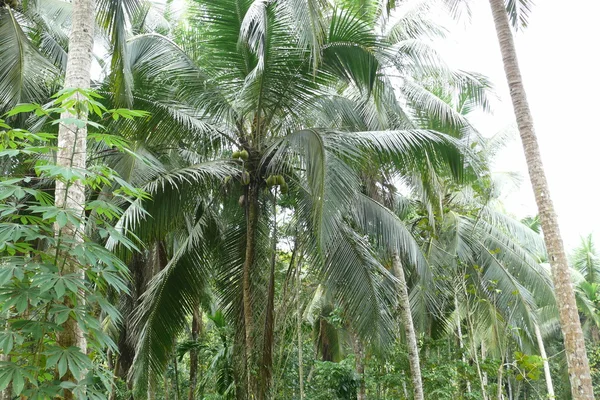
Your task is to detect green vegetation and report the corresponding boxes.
[0,0,596,399]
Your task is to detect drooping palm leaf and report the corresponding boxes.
[0,7,57,112]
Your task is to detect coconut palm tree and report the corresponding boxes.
[93,1,492,398]
[483,1,593,396]
[52,1,96,398]
[572,235,600,285]
[387,126,561,398]
[0,1,162,397]
[373,0,595,396]
[0,0,157,113]
[571,235,600,343]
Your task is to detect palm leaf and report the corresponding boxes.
[0,7,57,112]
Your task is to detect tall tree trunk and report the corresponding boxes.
[591,325,600,344]
[174,354,181,400]
[189,308,202,400]
[392,251,424,400]
[455,295,472,394]
[464,287,488,400]
[497,359,504,400]
[488,0,594,397]
[534,323,555,398]
[147,376,156,400]
[243,184,259,398]
[55,0,95,398]
[108,351,119,400]
[259,191,278,399]
[482,342,488,389]
[296,262,305,400]
[163,370,169,400]
[353,335,366,400]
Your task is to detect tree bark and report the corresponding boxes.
[464,287,488,400]
[455,295,472,394]
[163,371,168,400]
[534,323,555,398]
[488,0,594,398]
[392,251,424,400]
[174,354,181,400]
[243,184,259,398]
[497,359,504,400]
[296,262,305,400]
[148,377,156,400]
[259,190,277,400]
[353,335,366,400]
[189,308,202,400]
[482,342,488,390]
[55,0,95,398]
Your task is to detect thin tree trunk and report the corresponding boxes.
[482,342,488,389]
[174,355,181,400]
[455,295,472,394]
[392,251,424,400]
[497,359,504,400]
[108,352,119,400]
[534,323,555,398]
[55,0,95,398]
[464,288,488,400]
[189,308,202,400]
[242,185,259,398]
[591,325,600,344]
[259,190,278,399]
[488,0,594,397]
[296,262,305,400]
[147,373,156,400]
[353,335,366,400]
[507,367,513,400]
[163,370,169,400]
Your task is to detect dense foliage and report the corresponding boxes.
[0,0,597,399]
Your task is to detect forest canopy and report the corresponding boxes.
[0,0,597,399]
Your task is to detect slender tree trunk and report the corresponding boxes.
[174,355,181,400]
[507,367,513,400]
[189,308,202,400]
[392,251,424,400]
[163,371,169,400]
[488,0,594,397]
[353,335,366,400]
[243,184,259,398]
[497,359,504,400]
[455,296,472,394]
[147,374,156,400]
[296,262,305,400]
[464,289,488,400]
[533,323,555,398]
[482,342,489,389]
[55,0,95,398]
[591,325,600,344]
[259,190,278,400]
[108,351,119,400]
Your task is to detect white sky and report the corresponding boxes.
[438,0,600,251]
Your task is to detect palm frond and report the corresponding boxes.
[0,7,57,112]
[130,209,218,394]
[97,0,143,106]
